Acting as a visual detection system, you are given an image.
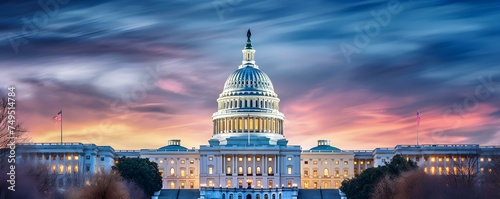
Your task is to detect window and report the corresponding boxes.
[488,158,492,162]
[86,155,90,160]
[247,166,252,175]
[190,169,194,176]
[446,157,450,162]
[323,168,329,177]
[268,157,273,161]
[100,157,104,161]
[190,160,194,164]
[343,170,348,177]
[227,166,232,174]
[304,161,308,164]
[354,161,357,165]
[74,165,79,173]
[256,157,261,161]
[238,166,243,175]
[438,157,443,162]
[74,156,79,160]
[431,157,436,162]
[180,169,185,176]
[170,182,175,189]
[288,157,292,161]
[287,167,292,175]
[304,170,309,176]
[257,180,262,188]
[59,165,64,174]
[239,157,243,162]
[268,180,273,188]
[67,165,72,173]
[268,167,273,174]
[227,157,231,161]
[335,161,339,165]
[227,179,232,187]
[159,160,163,164]
[344,161,348,165]
[190,182,194,188]
[170,160,175,164]
[208,166,213,174]
[181,160,185,164]
[208,179,213,187]
[180,182,185,189]
[170,168,175,176]
[159,169,164,177]
[480,157,484,162]
[313,170,318,177]
[248,157,252,161]
[367,161,371,165]
[313,161,317,165]
[335,170,340,177]
[209,157,213,161]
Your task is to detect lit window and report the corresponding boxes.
[256,157,261,161]
[247,157,252,161]
[181,182,185,189]
[360,161,364,164]
[354,161,357,165]
[160,160,163,164]
[256,167,261,174]
[335,170,339,177]
[239,157,243,162]
[461,157,465,162]
[190,160,194,164]
[304,181,309,188]
[170,160,175,164]
[488,168,492,173]
[170,182,175,189]
[431,167,436,175]
[325,161,328,165]
[313,161,317,165]
[313,170,318,177]
[488,158,492,162]
[438,157,443,162]
[268,167,273,174]
[159,169,164,177]
[227,157,231,161]
[344,161,348,165]
[287,167,292,175]
[304,170,308,176]
[238,167,243,175]
[181,169,185,176]
[247,166,252,175]
[453,157,457,161]
[323,168,329,177]
[446,157,450,162]
[208,167,213,174]
[170,168,175,176]
[51,165,56,173]
[74,156,79,160]
[343,170,348,177]
[59,165,64,174]
[181,160,185,164]
[190,169,194,176]
[335,161,339,165]
[288,157,292,161]
[367,161,371,165]
[431,157,436,162]
[480,158,484,162]
[209,157,213,161]
[268,157,273,161]
[480,167,484,173]
[257,180,262,188]
[227,179,232,187]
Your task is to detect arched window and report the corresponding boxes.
[264,194,268,199]
[256,194,261,199]
[268,166,273,174]
[223,193,226,199]
[256,166,261,175]
[272,194,276,199]
[238,194,242,199]
[238,166,243,175]
[227,179,232,187]
[324,182,329,188]
[247,166,252,175]
[227,166,232,174]
[230,194,234,199]
[246,194,252,199]
[170,168,175,176]
[323,168,329,177]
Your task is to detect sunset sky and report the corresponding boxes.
[1,0,500,150]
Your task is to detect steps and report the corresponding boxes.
[157,189,200,199]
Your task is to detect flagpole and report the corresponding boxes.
[60,109,63,144]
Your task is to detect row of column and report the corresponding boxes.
[27,153,84,174]
[219,98,278,110]
[220,154,281,176]
[213,117,283,134]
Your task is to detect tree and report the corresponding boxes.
[0,90,28,164]
[115,157,162,196]
[340,154,417,199]
[66,172,131,199]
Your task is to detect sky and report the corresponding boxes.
[1,0,500,150]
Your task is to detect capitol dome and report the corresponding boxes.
[211,30,286,146]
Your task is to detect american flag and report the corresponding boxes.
[416,111,420,127]
[54,110,62,123]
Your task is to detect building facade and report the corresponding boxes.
[15,31,500,198]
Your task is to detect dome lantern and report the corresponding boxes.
[241,29,257,67]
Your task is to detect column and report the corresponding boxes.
[263,154,267,175]
[222,155,225,174]
[233,155,236,174]
[253,155,256,175]
[244,155,247,175]
[261,155,265,175]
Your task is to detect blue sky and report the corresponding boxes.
[1,0,499,150]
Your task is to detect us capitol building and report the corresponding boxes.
[16,30,500,199]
